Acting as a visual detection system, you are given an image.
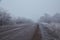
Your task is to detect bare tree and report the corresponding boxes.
[52,13,60,23]
[0,9,12,26]
[16,17,34,24]
[39,13,52,23]
[39,13,60,23]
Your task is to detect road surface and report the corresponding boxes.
[0,24,37,40]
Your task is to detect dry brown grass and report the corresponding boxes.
[32,26,42,40]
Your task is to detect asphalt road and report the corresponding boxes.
[0,24,37,40]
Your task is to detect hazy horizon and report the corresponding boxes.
[0,0,60,22]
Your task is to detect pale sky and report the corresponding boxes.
[0,0,60,22]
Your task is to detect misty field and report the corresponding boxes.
[40,23,60,40]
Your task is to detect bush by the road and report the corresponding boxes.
[41,23,60,40]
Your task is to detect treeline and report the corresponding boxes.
[39,13,60,23]
[0,9,34,26]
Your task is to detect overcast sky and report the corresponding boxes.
[0,0,60,22]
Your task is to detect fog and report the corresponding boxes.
[0,0,60,22]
